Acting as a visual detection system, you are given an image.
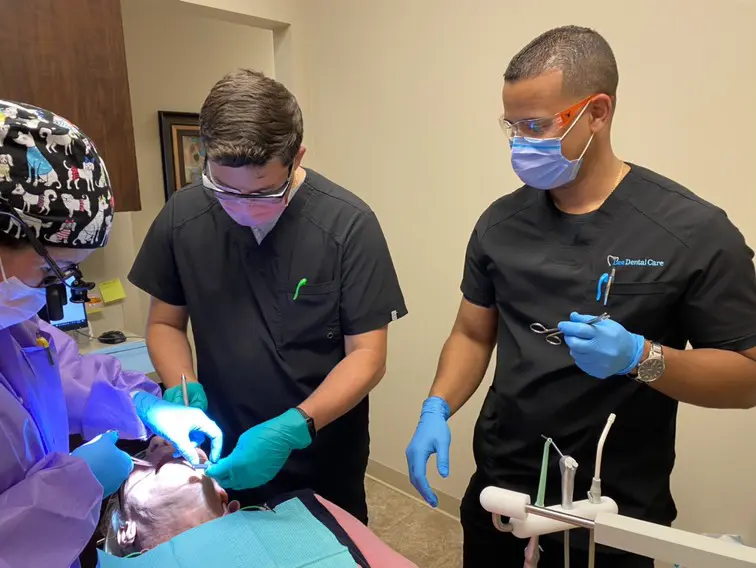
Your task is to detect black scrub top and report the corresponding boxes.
[462,164,756,526]
[128,169,407,500]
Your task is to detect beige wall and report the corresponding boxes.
[294,0,756,547]
[81,0,275,340]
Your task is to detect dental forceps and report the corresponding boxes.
[529,313,611,346]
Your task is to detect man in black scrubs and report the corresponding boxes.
[406,26,756,567]
[129,69,407,523]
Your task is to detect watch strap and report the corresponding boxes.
[295,407,316,440]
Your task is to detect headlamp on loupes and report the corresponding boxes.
[0,206,95,320]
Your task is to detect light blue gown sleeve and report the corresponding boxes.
[42,322,162,441]
[0,422,103,568]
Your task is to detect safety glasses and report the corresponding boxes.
[499,95,594,141]
[202,163,295,201]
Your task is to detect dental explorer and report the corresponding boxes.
[180,374,209,471]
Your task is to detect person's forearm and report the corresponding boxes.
[146,322,196,389]
[649,342,756,409]
[298,348,385,431]
[429,331,495,415]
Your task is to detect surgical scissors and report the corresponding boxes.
[530,313,610,346]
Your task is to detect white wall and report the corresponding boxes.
[81,0,275,339]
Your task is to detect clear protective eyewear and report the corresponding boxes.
[202,163,295,201]
[499,95,594,141]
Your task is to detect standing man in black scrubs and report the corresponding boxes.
[129,69,407,523]
[406,26,756,567]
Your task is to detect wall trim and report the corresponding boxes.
[366,459,461,520]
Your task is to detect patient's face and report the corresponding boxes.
[119,437,239,552]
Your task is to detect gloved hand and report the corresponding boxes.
[405,396,451,507]
[132,391,223,465]
[163,381,208,411]
[558,312,645,379]
[71,430,133,498]
[206,408,311,490]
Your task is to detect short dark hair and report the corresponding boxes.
[200,69,303,167]
[504,26,619,98]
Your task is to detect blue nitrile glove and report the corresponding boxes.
[405,396,451,508]
[132,391,223,465]
[206,408,312,490]
[71,430,134,498]
[558,312,645,379]
[163,381,208,412]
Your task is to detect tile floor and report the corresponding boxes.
[366,476,462,567]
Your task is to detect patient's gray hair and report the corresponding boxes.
[504,26,619,98]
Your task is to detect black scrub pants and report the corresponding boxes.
[461,494,654,568]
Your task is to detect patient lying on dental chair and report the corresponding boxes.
[100,437,416,567]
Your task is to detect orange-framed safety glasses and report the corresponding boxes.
[499,95,595,141]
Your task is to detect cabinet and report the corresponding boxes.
[0,0,141,211]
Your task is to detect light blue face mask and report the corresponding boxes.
[509,103,594,191]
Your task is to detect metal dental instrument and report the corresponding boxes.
[180,374,207,472]
[603,269,615,306]
[130,455,153,468]
[181,374,190,406]
[530,313,611,346]
[542,437,577,568]
[603,255,617,306]
[559,454,578,568]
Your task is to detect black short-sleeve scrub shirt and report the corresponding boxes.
[460,164,756,526]
[128,169,407,501]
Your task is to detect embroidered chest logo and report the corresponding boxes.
[607,254,665,268]
[597,254,666,306]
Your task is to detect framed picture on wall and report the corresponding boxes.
[157,111,205,201]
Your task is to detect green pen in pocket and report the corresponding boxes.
[293,278,308,301]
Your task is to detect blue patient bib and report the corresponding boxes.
[97,497,356,568]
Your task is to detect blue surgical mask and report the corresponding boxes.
[509,104,594,191]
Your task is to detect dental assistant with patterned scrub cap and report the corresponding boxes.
[0,100,222,568]
[406,26,756,568]
[128,69,407,523]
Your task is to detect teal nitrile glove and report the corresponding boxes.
[71,430,134,498]
[132,391,223,465]
[558,312,645,379]
[163,381,208,412]
[206,408,312,490]
[405,396,451,508]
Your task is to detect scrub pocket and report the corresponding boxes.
[278,280,342,348]
[609,282,669,296]
[601,280,677,337]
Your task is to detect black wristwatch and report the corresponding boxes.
[295,407,317,440]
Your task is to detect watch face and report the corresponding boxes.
[639,358,665,382]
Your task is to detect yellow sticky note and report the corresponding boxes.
[99,278,127,304]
